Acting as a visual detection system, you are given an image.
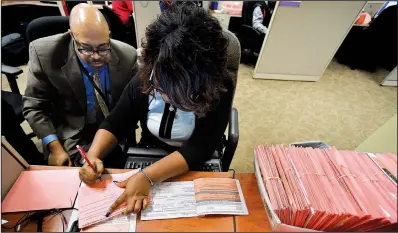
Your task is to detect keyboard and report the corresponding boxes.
[125,157,222,172]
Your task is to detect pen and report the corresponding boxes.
[76,145,101,180]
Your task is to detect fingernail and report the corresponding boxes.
[105,211,110,217]
[113,181,118,183]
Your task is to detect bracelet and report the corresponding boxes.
[139,168,154,186]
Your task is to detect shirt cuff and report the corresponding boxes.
[42,134,58,146]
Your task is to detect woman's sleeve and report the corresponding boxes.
[99,77,142,141]
[178,83,234,170]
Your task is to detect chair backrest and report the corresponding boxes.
[99,5,128,43]
[1,4,62,37]
[26,16,70,44]
[224,30,241,100]
[125,15,138,48]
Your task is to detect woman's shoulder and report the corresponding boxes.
[127,76,143,92]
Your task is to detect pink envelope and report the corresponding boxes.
[2,169,81,213]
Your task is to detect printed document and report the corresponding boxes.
[141,178,248,220]
[78,170,139,228]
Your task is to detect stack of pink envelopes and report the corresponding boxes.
[256,145,397,231]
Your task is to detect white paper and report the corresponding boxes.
[195,180,249,216]
[193,178,249,216]
[2,219,8,225]
[141,179,249,221]
[109,170,139,182]
[128,214,137,232]
[67,190,80,231]
[69,170,138,231]
[92,215,129,226]
[141,182,198,220]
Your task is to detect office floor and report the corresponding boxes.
[2,60,397,172]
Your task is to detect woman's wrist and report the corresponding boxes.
[140,168,154,186]
[137,169,153,186]
[87,149,102,160]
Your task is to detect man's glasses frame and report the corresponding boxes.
[72,34,112,56]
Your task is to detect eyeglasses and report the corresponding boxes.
[72,35,111,56]
[77,47,111,56]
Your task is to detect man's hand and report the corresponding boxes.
[47,140,72,166]
[79,157,104,185]
[110,172,151,215]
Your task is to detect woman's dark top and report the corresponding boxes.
[99,76,234,170]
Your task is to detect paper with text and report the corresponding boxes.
[78,170,139,228]
[141,182,198,220]
[141,178,248,220]
[194,178,249,216]
[82,214,136,232]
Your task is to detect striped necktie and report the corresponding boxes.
[93,70,110,117]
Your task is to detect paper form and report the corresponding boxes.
[141,182,198,220]
[255,145,398,231]
[194,178,248,216]
[141,179,249,221]
[82,214,136,232]
[78,170,139,228]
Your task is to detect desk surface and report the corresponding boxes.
[235,173,271,232]
[2,166,272,232]
[2,166,239,232]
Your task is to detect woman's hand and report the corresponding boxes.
[79,157,104,185]
[110,172,151,215]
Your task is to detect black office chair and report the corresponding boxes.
[1,3,62,38]
[1,3,63,83]
[1,16,71,143]
[125,15,138,48]
[100,5,136,46]
[1,16,70,96]
[335,5,397,72]
[237,1,273,65]
[124,30,241,172]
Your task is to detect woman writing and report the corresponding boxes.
[79,3,236,215]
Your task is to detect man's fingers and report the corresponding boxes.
[143,198,149,210]
[133,200,142,214]
[68,158,73,167]
[125,199,136,215]
[110,192,127,212]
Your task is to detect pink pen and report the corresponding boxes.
[76,145,101,180]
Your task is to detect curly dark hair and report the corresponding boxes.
[140,2,229,116]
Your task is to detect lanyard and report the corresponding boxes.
[77,59,110,109]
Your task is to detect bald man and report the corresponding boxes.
[23,3,138,167]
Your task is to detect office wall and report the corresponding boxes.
[254,1,366,81]
[133,1,161,47]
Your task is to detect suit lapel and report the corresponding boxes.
[61,41,86,112]
[108,47,122,107]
